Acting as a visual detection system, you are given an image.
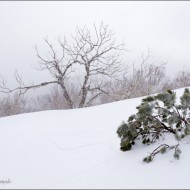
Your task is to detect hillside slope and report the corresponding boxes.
[0,88,190,189]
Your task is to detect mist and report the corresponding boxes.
[0,1,190,89]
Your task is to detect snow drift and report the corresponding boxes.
[0,87,190,189]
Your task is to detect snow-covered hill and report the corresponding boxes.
[0,87,190,189]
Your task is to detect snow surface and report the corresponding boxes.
[0,87,190,189]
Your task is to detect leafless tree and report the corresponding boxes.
[0,92,32,117]
[0,23,125,108]
[102,52,167,102]
[172,69,190,89]
[33,85,68,111]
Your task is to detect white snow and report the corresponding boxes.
[0,87,190,189]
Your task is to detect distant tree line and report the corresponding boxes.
[0,63,189,118]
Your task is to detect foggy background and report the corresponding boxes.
[0,1,190,90]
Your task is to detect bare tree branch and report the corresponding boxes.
[0,23,125,109]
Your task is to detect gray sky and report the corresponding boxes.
[1,1,190,89]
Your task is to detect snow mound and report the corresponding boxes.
[0,87,190,189]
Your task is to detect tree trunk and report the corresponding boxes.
[59,83,73,109]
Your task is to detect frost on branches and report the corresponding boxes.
[117,88,190,163]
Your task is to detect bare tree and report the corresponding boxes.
[33,85,69,111]
[0,23,125,109]
[0,92,32,117]
[172,69,190,89]
[102,52,167,102]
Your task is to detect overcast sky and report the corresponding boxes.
[1,1,190,88]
